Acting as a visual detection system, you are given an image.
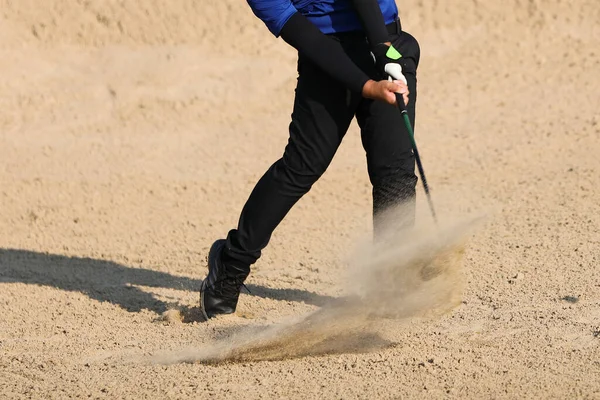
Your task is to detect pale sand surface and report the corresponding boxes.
[1,1,600,398]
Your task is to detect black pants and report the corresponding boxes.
[223,29,420,271]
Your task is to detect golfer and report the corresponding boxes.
[200,0,421,319]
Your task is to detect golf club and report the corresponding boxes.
[385,63,438,224]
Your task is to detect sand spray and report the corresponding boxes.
[153,209,480,364]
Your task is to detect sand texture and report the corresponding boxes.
[1,0,600,398]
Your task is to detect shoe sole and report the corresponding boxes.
[199,279,210,321]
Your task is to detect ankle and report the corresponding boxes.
[222,251,250,277]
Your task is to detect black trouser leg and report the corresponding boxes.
[223,30,420,267]
[223,56,358,270]
[355,31,419,236]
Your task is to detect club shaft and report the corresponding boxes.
[394,93,438,224]
[402,113,438,223]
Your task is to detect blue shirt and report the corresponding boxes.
[247,0,398,37]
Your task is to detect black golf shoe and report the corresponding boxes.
[199,239,250,320]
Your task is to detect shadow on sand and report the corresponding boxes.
[0,248,335,322]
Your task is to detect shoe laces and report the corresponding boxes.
[210,275,251,299]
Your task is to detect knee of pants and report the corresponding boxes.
[373,172,418,201]
[274,148,331,194]
[368,153,417,188]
